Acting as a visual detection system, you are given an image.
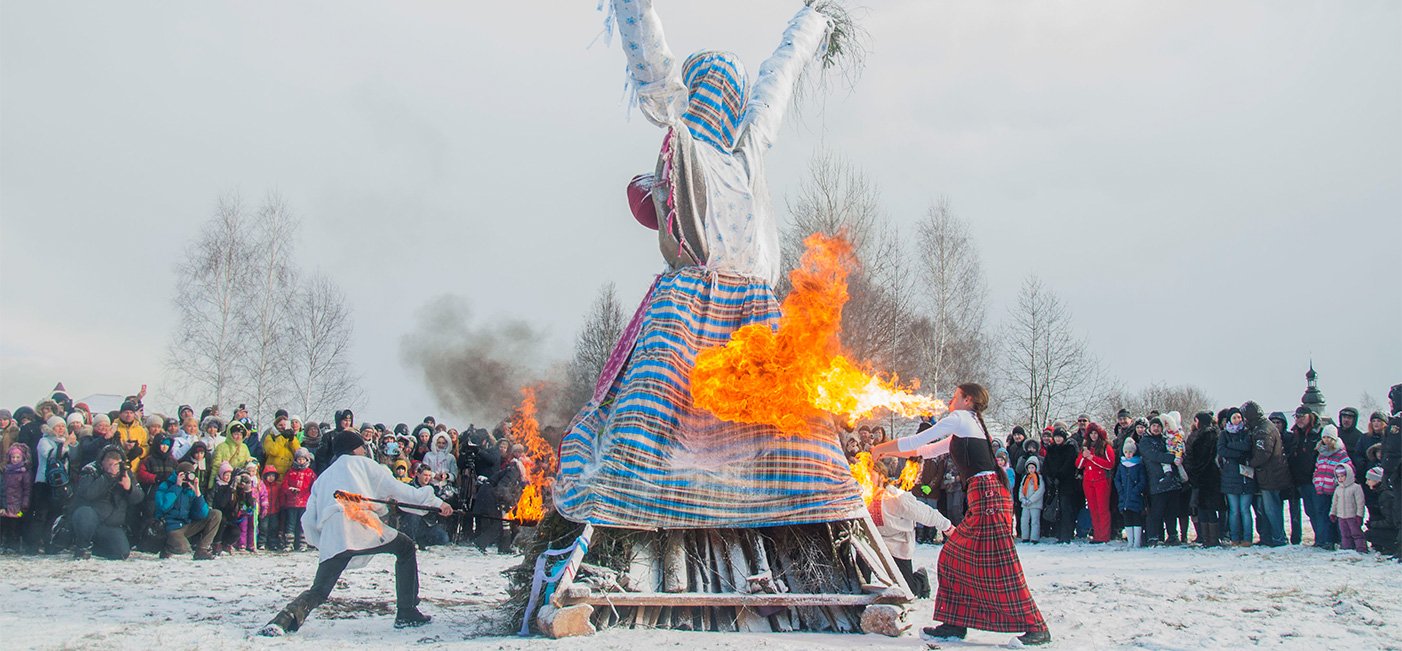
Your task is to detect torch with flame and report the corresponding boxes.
[691,233,945,436]
[334,491,386,535]
[503,386,555,526]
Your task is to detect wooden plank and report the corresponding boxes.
[562,591,904,608]
[547,524,595,609]
[662,530,688,593]
[854,513,914,600]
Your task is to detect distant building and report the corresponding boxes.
[1301,361,1327,421]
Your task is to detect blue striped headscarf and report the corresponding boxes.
[681,50,748,153]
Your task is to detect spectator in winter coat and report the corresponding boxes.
[1218,408,1256,545]
[1114,438,1148,547]
[1185,411,1223,547]
[198,416,226,453]
[1337,407,1365,475]
[212,422,254,475]
[1246,401,1290,547]
[180,442,213,492]
[1076,427,1115,543]
[137,436,178,490]
[0,443,33,552]
[1329,464,1367,553]
[171,418,199,461]
[422,432,459,484]
[1018,457,1045,543]
[260,465,284,551]
[262,416,302,478]
[154,461,221,560]
[399,465,453,548]
[209,462,237,553]
[1310,427,1350,548]
[299,423,323,472]
[1140,417,1184,546]
[70,445,144,560]
[75,414,116,476]
[0,409,17,458]
[1042,430,1079,543]
[281,448,316,552]
[1284,406,1323,545]
[27,416,74,554]
[1358,412,1387,513]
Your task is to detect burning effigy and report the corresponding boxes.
[514,0,923,639]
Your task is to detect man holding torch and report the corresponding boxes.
[259,430,452,636]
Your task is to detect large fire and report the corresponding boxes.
[691,232,945,436]
[897,458,921,492]
[504,386,554,525]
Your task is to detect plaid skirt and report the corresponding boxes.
[933,473,1047,633]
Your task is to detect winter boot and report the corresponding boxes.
[1018,630,1053,646]
[72,547,91,560]
[1202,523,1220,548]
[394,608,432,629]
[923,624,967,640]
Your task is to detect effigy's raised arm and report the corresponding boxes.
[609,0,685,128]
[742,5,833,151]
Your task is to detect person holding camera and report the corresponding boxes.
[154,461,222,560]
[70,445,144,560]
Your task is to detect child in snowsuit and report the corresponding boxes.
[261,465,284,551]
[1019,457,1046,543]
[233,469,259,552]
[282,448,316,552]
[1330,464,1367,552]
[0,443,33,552]
[1114,438,1149,548]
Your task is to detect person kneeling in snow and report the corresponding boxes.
[874,474,953,599]
[259,430,451,636]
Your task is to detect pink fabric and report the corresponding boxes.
[627,174,659,230]
[592,277,662,404]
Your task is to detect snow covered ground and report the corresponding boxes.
[1,540,1397,650]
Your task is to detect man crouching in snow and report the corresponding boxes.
[259,430,452,636]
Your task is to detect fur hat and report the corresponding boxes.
[201,415,225,433]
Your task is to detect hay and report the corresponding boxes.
[794,0,871,106]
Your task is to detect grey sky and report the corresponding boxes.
[2,1,1398,425]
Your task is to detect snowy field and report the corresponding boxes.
[1,541,1398,650]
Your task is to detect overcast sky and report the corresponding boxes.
[2,1,1398,425]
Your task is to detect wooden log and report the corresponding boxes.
[854,513,914,599]
[561,591,907,608]
[627,534,660,593]
[662,530,688,593]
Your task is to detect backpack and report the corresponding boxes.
[46,446,72,499]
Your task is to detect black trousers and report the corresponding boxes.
[273,533,420,632]
[1054,489,1077,542]
[1147,489,1181,542]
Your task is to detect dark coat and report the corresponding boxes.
[1218,426,1257,495]
[72,463,144,528]
[1184,425,1222,507]
[1114,457,1148,512]
[1139,433,1183,495]
[1042,442,1078,484]
[1284,425,1321,487]
[1246,404,1291,492]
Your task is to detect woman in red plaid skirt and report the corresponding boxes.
[873,383,1052,646]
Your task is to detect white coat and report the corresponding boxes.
[875,486,952,560]
[302,453,445,566]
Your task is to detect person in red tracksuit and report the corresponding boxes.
[1077,427,1116,543]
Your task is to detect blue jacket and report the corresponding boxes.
[1114,457,1148,512]
[154,473,210,531]
[1217,426,1257,495]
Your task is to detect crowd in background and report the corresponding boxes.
[860,385,1402,561]
[0,385,546,561]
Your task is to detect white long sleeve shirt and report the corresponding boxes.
[302,454,445,566]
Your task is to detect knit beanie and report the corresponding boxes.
[177,461,197,475]
[1123,438,1138,456]
[1365,467,1384,483]
[333,430,365,458]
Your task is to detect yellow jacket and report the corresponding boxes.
[114,420,149,470]
[261,431,301,477]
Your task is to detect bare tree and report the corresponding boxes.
[1357,391,1383,416]
[238,194,299,428]
[166,194,255,409]
[560,282,626,421]
[996,276,1111,429]
[912,197,992,393]
[782,151,923,380]
[1103,383,1215,423]
[286,273,363,423]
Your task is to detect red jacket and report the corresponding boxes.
[281,467,316,509]
[1076,446,1115,484]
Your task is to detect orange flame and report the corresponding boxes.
[691,232,945,435]
[504,386,553,525]
[335,492,385,535]
[897,458,921,492]
[848,451,885,511]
